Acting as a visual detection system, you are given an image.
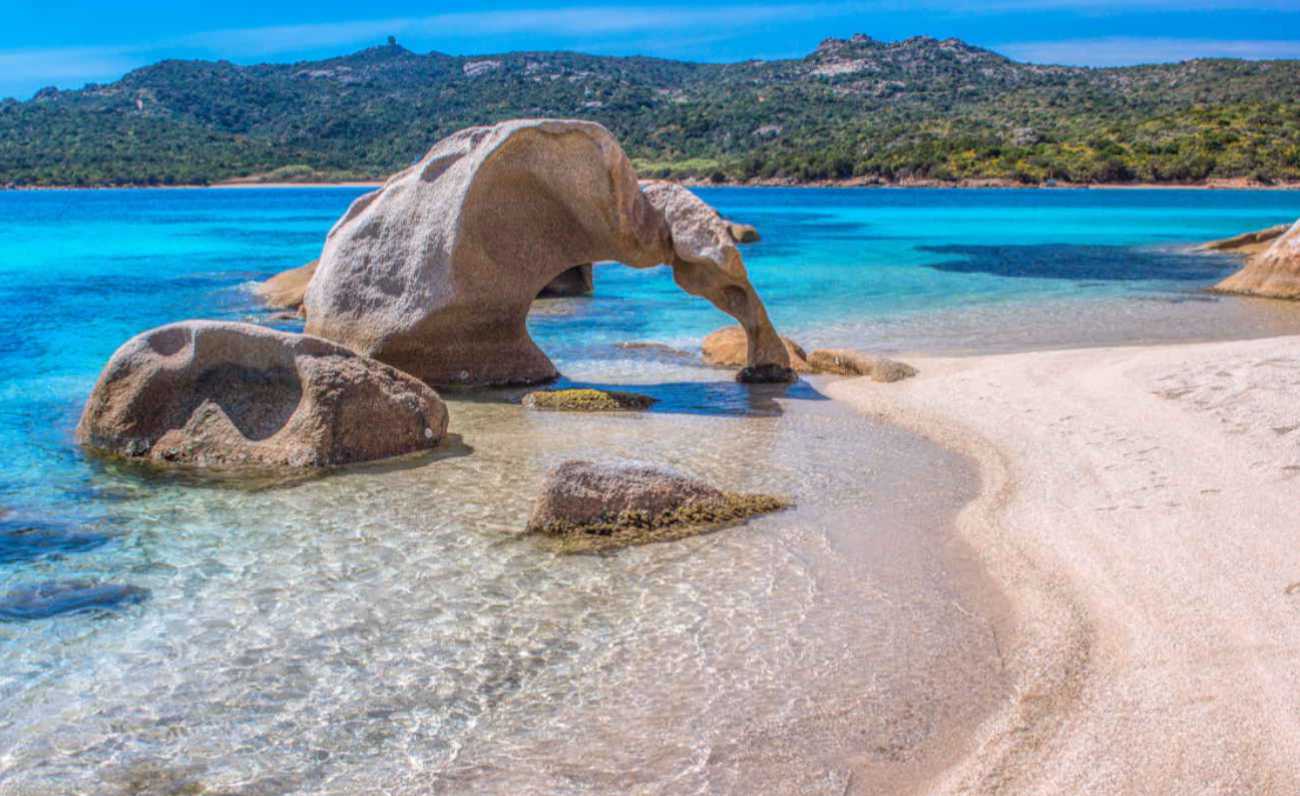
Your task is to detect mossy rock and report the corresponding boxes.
[521,388,656,412]
[534,492,789,553]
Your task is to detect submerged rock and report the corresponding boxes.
[255,260,318,315]
[615,341,692,359]
[0,580,148,621]
[808,349,918,382]
[304,119,792,386]
[702,325,810,374]
[537,264,594,297]
[527,460,788,552]
[77,321,449,469]
[1214,219,1300,299]
[521,388,655,412]
[0,519,112,564]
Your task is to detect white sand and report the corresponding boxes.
[829,336,1300,794]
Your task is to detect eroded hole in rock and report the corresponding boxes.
[191,364,303,441]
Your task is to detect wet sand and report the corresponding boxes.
[829,335,1300,793]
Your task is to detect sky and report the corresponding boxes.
[3,0,1300,100]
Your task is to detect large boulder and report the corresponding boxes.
[304,119,793,386]
[702,325,811,373]
[76,321,449,469]
[526,460,788,552]
[1214,219,1300,299]
[258,260,594,312]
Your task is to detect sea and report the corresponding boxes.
[1,186,1297,794]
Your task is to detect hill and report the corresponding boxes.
[3,34,1300,187]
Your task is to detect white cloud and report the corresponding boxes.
[999,36,1300,66]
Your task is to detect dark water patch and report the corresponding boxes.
[0,519,115,564]
[919,244,1240,282]
[0,579,148,621]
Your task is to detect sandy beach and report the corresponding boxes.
[829,335,1300,793]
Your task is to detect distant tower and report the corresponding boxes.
[387,35,397,47]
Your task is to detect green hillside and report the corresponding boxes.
[3,34,1299,186]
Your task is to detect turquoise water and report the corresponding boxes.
[2,186,1300,792]
[3,186,1298,510]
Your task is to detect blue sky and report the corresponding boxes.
[3,0,1300,100]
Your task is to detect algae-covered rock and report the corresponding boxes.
[527,460,788,552]
[521,388,655,412]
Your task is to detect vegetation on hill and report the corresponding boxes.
[3,34,1300,187]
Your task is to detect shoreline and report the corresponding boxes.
[828,335,1300,792]
[7,179,1300,191]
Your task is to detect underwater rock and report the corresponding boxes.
[0,519,113,564]
[1214,219,1300,299]
[521,388,655,411]
[615,341,693,359]
[0,580,148,621]
[702,325,810,374]
[527,460,788,552]
[808,349,918,382]
[304,118,792,386]
[77,321,449,469]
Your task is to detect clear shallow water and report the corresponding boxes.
[2,187,1300,793]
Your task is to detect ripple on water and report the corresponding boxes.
[0,372,1006,794]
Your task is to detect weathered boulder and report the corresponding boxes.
[1214,220,1300,299]
[526,460,788,552]
[77,321,449,469]
[521,388,655,411]
[258,259,594,312]
[537,264,594,297]
[304,119,792,386]
[702,325,811,373]
[807,349,918,382]
[727,222,761,244]
[255,260,318,314]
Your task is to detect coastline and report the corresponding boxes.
[6,178,1300,191]
[828,335,1300,793]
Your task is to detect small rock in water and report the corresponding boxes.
[0,580,149,621]
[522,388,656,412]
[0,520,113,564]
[527,460,788,552]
